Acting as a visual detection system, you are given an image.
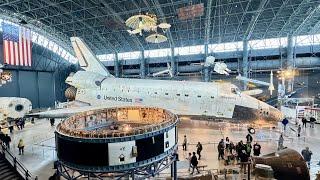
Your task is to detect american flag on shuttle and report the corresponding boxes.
[135,98,143,103]
[2,22,32,66]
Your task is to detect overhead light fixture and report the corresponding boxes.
[125,14,157,30]
[158,23,171,29]
[158,23,171,33]
[145,33,167,43]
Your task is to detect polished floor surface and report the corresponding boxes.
[2,118,319,179]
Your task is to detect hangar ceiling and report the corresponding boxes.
[0,0,319,55]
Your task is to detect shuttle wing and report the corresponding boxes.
[28,105,108,118]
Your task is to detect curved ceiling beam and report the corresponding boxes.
[244,0,269,40]
[38,0,116,53]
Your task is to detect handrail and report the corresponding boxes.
[0,142,38,180]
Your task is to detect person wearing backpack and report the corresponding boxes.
[190,152,200,174]
[196,142,203,160]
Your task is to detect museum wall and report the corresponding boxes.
[0,39,74,109]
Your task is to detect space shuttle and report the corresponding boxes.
[31,37,283,124]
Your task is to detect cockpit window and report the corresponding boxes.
[231,88,241,95]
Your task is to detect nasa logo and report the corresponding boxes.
[97,95,101,99]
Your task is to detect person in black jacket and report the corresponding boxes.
[253,142,261,156]
[310,117,316,128]
[4,134,11,149]
[238,141,250,173]
[50,118,55,126]
[246,134,253,144]
[217,139,225,160]
[196,142,203,160]
[235,141,243,162]
[190,152,200,174]
[302,117,307,128]
[0,130,4,143]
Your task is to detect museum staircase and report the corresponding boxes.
[0,154,23,180]
[0,143,37,180]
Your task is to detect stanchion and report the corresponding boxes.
[247,162,250,180]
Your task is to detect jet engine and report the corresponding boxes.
[0,97,32,122]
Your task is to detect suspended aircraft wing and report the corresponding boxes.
[236,74,270,86]
[242,89,264,96]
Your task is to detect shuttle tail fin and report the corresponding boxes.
[70,37,113,77]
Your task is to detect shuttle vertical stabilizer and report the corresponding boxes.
[70,37,113,77]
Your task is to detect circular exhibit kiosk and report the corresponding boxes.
[55,107,179,179]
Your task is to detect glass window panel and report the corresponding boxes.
[97,54,115,61]
[249,39,265,49]
[296,35,310,46]
[209,41,242,52]
[145,48,170,58]
[314,34,320,45]
[62,52,67,58]
[118,51,140,60]
[52,43,58,52]
[279,37,288,47]
[31,32,38,42]
[175,45,204,55]
[189,45,204,54]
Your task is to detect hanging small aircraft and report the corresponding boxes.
[236,71,275,96]
[30,37,283,126]
[191,56,231,75]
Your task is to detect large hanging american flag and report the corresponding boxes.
[2,22,32,66]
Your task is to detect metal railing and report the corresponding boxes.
[0,142,38,180]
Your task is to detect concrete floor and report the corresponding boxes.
[174,118,320,179]
[2,118,320,180]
